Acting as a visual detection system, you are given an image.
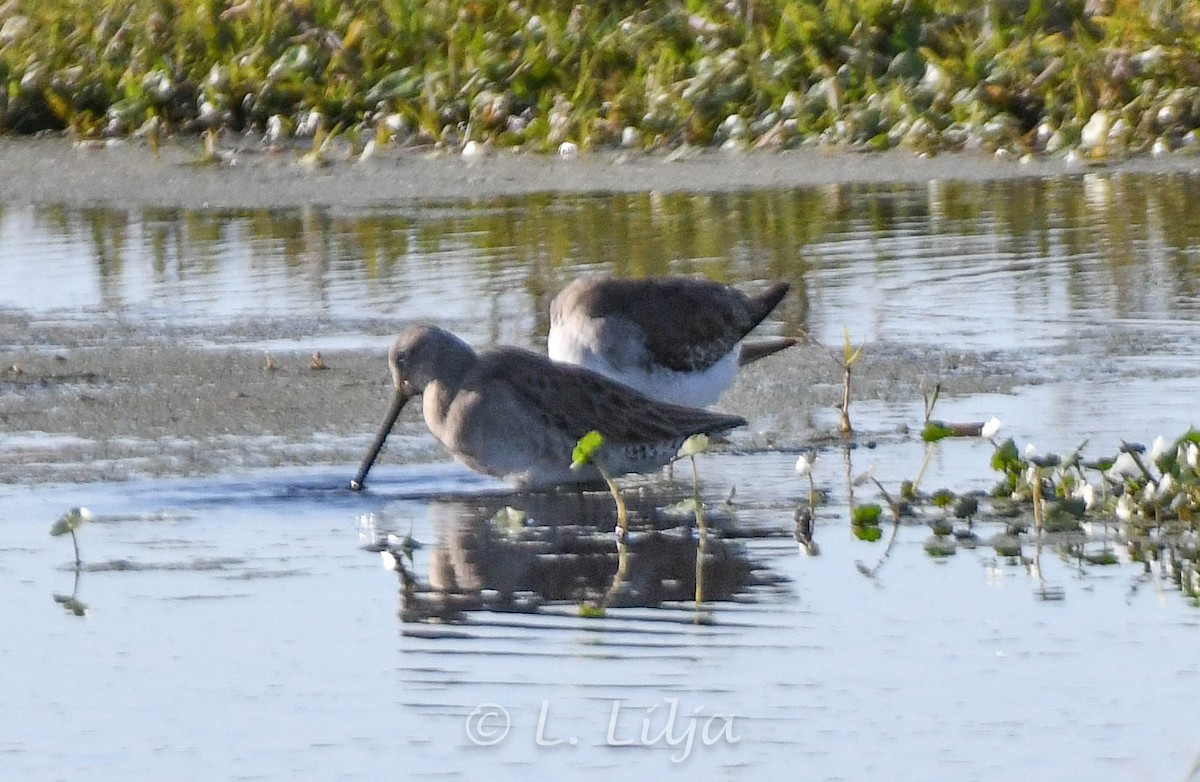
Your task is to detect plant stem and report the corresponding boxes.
[602,528,629,610]
[843,443,854,525]
[839,364,853,434]
[599,461,629,610]
[70,528,81,569]
[691,455,706,610]
[602,473,627,536]
[1032,466,1044,534]
[910,442,937,496]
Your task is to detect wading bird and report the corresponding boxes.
[350,325,746,490]
[548,275,795,407]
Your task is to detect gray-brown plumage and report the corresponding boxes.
[350,324,745,490]
[548,275,795,407]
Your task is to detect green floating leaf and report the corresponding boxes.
[952,496,978,519]
[578,603,607,618]
[929,518,954,537]
[924,538,958,557]
[931,488,956,509]
[570,430,604,470]
[50,506,92,536]
[853,524,883,542]
[992,535,1023,557]
[921,421,954,442]
[676,433,710,459]
[851,503,882,526]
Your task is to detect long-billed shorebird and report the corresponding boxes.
[548,275,795,408]
[349,325,746,490]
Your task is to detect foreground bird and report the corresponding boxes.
[349,325,746,490]
[548,275,796,407]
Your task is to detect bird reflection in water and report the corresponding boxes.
[367,490,781,623]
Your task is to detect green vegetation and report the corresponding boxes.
[851,502,883,540]
[2,1,1198,154]
[570,429,628,616]
[50,506,92,616]
[850,429,1200,597]
[50,505,92,568]
[837,327,864,433]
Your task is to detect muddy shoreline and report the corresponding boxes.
[1,139,1194,484]
[0,310,1026,485]
[3,136,1198,209]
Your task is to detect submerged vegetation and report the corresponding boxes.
[2,1,1200,155]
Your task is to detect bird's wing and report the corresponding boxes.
[581,277,790,372]
[474,348,746,444]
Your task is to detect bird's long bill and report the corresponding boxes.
[349,391,410,491]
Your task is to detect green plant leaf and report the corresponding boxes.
[992,535,1023,557]
[930,518,954,536]
[853,524,883,542]
[851,503,882,526]
[921,421,954,442]
[931,488,956,508]
[570,430,604,470]
[676,433,709,458]
[579,603,607,618]
[842,326,863,366]
[990,438,1021,472]
[50,506,92,536]
[924,538,957,557]
[952,495,978,519]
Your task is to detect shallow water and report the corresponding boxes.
[4,171,1200,779]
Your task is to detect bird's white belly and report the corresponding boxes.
[628,350,739,408]
[550,327,738,407]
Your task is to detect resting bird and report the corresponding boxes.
[350,324,746,490]
[548,275,795,407]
